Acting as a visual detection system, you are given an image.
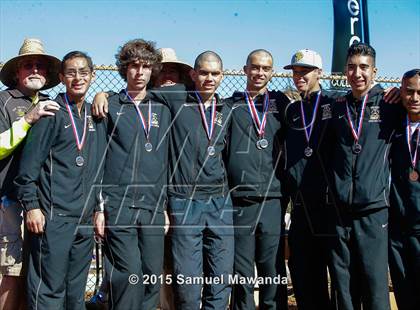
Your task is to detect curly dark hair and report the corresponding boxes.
[115,39,162,82]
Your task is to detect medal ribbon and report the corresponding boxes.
[406,115,420,168]
[245,90,270,137]
[345,94,368,143]
[64,94,87,152]
[300,91,321,144]
[195,91,217,141]
[126,90,151,141]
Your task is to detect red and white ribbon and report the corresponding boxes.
[195,91,217,142]
[300,91,321,144]
[407,115,420,168]
[126,90,151,141]
[245,90,270,137]
[345,94,368,143]
[64,93,87,152]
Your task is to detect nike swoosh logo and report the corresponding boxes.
[293,116,300,122]
[339,115,345,119]
[64,124,71,129]
[395,134,403,138]
[183,103,196,107]
[382,223,388,228]
[232,105,240,110]
[116,112,125,116]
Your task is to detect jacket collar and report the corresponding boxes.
[231,90,270,103]
[7,88,49,100]
[56,93,89,115]
[119,89,152,104]
[346,84,383,104]
[186,90,222,105]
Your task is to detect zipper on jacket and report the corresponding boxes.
[131,130,141,207]
[349,151,357,205]
[49,150,54,220]
[348,102,359,206]
[190,127,200,198]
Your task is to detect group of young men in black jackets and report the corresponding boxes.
[0,37,418,310]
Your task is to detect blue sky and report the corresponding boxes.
[0,0,419,78]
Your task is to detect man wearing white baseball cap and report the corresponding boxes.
[0,38,60,310]
[282,49,336,309]
[284,49,323,71]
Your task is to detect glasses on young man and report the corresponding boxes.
[63,69,92,78]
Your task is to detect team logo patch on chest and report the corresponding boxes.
[14,106,27,118]
[87,115,96,131]
[268,99,278,112]
[321,104,332,120]
[369,106,381,122]
[151,113,159,127]
[215,111,223,126]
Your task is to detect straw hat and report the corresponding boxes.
[0,38,61,90]
[159,48,192,70]
[157,48,193,87]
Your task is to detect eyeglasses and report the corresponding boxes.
[63,69,92,78]
[20,62,47,71]
[403,69,420,79]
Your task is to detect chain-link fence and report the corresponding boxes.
[0,66,401,299]
[0,65,401,101]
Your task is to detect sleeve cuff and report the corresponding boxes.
[94,205,104,212]
[20,199,41,212]
[18,117,32,131]
[95,195,104,212]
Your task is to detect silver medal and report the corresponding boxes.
[207,146,216,156]
[76,155,84,167]
[352,143,362,154]
[259,138,268,149]
[145,142,153,152]
[304,147,313,157]
[256,139,268,150]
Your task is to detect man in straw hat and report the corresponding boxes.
[154,47,194,89]
[155,47,192,310]
[0,38,60,310]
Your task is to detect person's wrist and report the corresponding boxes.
[24,113,34,125]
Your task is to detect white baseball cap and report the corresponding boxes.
[284,49,323,70]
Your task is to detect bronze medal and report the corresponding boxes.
[406,116,420,182]
[409,170,419,182]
